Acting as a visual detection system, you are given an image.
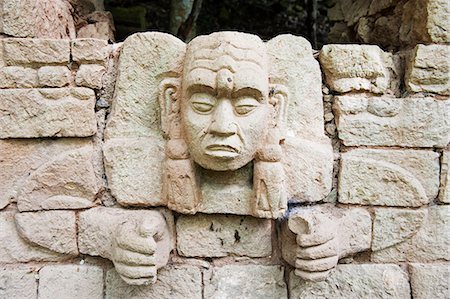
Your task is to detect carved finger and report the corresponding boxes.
[296,231,333,247]
[295,255,338,272]
[139,217,165,239]
[296,240,337,260]
[115,234,157,255]
[114,263,157,280]
[294,269,332,282]
[113,247,156,266]
[119,275,157,286]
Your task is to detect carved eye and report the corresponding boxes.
[234,96,260,115]
[190,93,215,114]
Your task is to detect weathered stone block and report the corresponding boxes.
[0,211,65,263]
[289,264,410,299]
[15,211,78,255]
[176,214,272,258]
[319,45,390,94]
[372,206,450,262]
[204,265,287,299]
[2,38,70,65]
[439,151,450,203]
[0,66,38,88]
[37,66,71,87]
[71,39,109,63]
[38,265,103,299]
[75,64,105,89]
[0,88,97,138]
[339,149,440,207]
[410,263,450,299]
[425,0,450,43]
[0,267,38,299]
[405,44,450,95]
[105,265,202,299]
[334,95,450,147]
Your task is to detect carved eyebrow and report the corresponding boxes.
[186,84,216,96]
[232,87,264,101]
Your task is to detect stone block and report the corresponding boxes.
[0,88,96,138]
[38,265,103,299]
[0,211,65,263]
[176,214,272,258]
[0,66,38,88]
[334,95,450,147]
[15,211,78,255]
[372,206,450,262]
[339,149,440,207]
[289,264,410,299]
[425,0,450,43]
[105,265,202,299]
[0,267,38,299]
[71,39,109,63]
[37,66,71,87]
[405,44,450,95]
[319,45,390,94]
[2,38,70,65]
[75,64,105,89]
[410,263,450,299]
[439,151,450,203]
[204,265,287,299]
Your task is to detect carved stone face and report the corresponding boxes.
[180,33,272,171]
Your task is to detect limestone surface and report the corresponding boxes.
[38,265,104,299]
[0,267,38,299]
[176,214,272,258]
[409,263,450,299]
[75,64,106,89]
[2,38,70,65]
[334,95,450,147]
[0,66,38,88]
[71,39,110,63]
[439,151,450,203]
[0,88,97,138]
[372,206,450,262]
[339,149,440,207]
[406,44,450,95]
[289,264,410,299]
[204,265,287,299]
[106,265,202,299]
[319,44,390,94]
[37,66,71,87]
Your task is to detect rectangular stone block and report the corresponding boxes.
[372,206,450,262]
[289,264,410,299]
[410,263,450,299]
[0,267,38,299]
[319,44,390,94]
[339,149,440,207]
[3,38,70,65]
[334,95,450,147]
[71,39,109,63]
[39,265,103,299]
[0,88,97,138]
[176,214,272,258]
[439,151,450,203]
[0,66,38,88]
[204,265,287,299]
[75,64,106,89]
[406,44,450,95]
[106,265,202,299]
[37,66,71,87]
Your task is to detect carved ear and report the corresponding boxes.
[269,84,288,130]
[159,77,181,137]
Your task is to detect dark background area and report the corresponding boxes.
[104,0,333,48]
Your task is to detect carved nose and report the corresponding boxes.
[209,100,237,137]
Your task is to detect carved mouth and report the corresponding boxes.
[206,144,239,153]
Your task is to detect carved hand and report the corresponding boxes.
[112,217,168,286]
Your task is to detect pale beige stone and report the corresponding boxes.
[15,211,78,255]
[77,21,114,41]
[0,66,38,88]
[2,38,70,65]
[204,265,287,299]
[176,214,272,258]
[405,44,450,95]
[289,264,410,299]
[439,151,450,203]
[2,0,35,37]
[410,263,450,299]
[37,66,71,87]
[339,149,440,207]
[38,265,103,299]
[334,95,450,147]
[71,39,110,63]
[0,211,65,263]
[426,0,450,43]
[106,265,202,299]
[75,64,106,89]
[372,206,450,262]
[320,45,390,94]
[0,88,96,138]
[0,267,38,299]
[16,145,100,211]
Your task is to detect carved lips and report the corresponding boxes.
[205,142,240,158]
